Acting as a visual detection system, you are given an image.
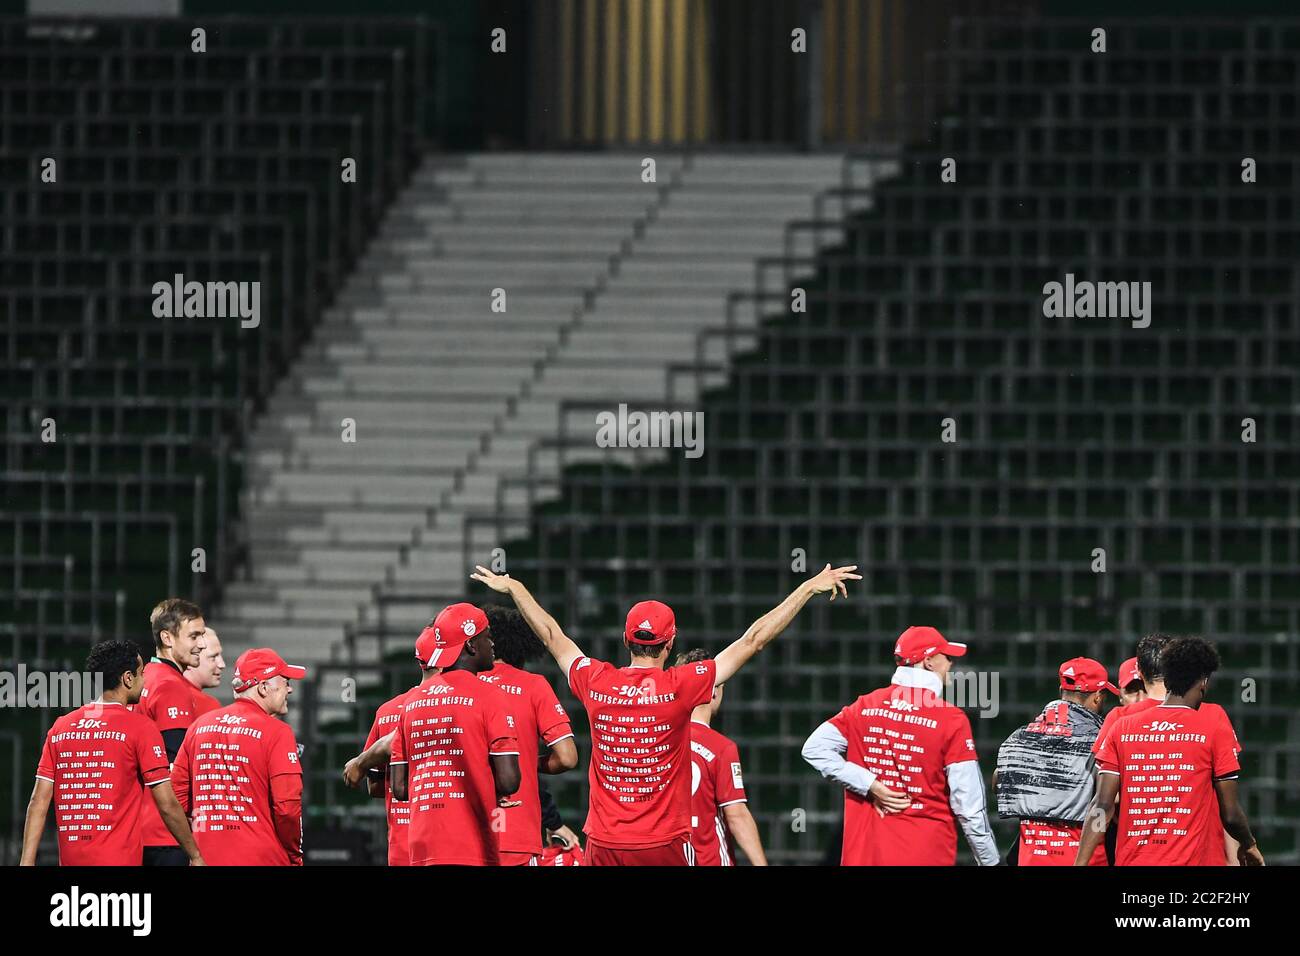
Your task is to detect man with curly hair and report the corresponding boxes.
[1076,636,1263,866]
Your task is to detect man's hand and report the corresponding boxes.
[806,564,861,601]
[189,856,207,866]
[869,779,911,816]
[497,795,523,809]
[1238,843,1265,866]
[343,757,366,789]
[471,566,513,594]
[471,566,585,673]
[546,824,580,849]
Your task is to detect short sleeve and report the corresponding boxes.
[484,688,520,756]
[673,659,716,709]
[171,734,192,810]
[363,709,383,751]
[35,727,56,782]
[942,710,978,767]
[567,655,602,699]
[149,680,197,733]
[715,738,748,806]
[390,704,408,764]
[532,678,572,744]
[137,722,171,786]
[1210,714,1242,780]
[1096,722,1121,775]
[1215,707,1242,758]
[1092,706,1120,755]
[268,723,304,778]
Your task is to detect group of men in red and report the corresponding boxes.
[992,634,1262,866]
[21,568,1263,868]
[338,562,855,865]
[21,598,309,867]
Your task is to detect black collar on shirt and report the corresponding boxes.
[149,655,185,676]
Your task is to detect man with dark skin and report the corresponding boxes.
[353,606,525,853]
[1075,636,1264,866]
[346,623,521,806]
[21,643,205,866]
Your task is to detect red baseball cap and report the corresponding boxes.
[1059,657,1119,695]
[624,600,676,645]
[232,648,306,691]
[1117,656,1141,689]
[416,603,489,668]
[893,626,967,665]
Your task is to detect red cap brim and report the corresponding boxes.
[281,664,307,680]
[424,643,467,668]
[941,641,967,658]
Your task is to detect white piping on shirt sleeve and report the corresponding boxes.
[945,760,1000,866]
[800,721,878,797]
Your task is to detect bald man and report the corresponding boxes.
[185,627,225,716]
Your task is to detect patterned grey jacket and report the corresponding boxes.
[994,698,1104,825]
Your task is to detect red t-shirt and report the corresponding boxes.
[567,656,716,849]
[1018,821,1108,866]
[478,662,574,856]
[1096,703,1241,866]
[189,684,221,717]
[828,682,979,866]
[171,698,304,866]
[689,721,748,866]
[1094,698,1240,866]
[136,658,198,846]
[36,701,171,865]
[389,668,520,866]
[364,690,411,867]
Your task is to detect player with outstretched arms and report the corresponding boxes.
[472,561,861,866]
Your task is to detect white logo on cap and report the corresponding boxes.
[462,619,477,637]
[1064,666,1076,676]
[638,619,652,629]
[263,666,276,674]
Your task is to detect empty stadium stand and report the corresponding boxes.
[6,9,1298,868]
[302,17,1300,864]
[0,14,439,858]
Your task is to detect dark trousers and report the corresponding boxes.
[143,845,189,866]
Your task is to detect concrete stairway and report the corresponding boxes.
[216,152,889,676]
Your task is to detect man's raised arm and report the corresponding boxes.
[471,566,585,674]
[714,564,860,684]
